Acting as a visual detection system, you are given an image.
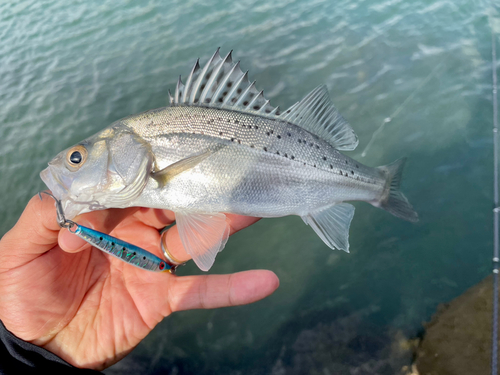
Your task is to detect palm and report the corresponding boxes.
[0,196,278,370]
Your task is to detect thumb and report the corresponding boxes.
[0,193,61,264]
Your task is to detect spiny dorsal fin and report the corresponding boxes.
[172,51,357,151]
[279,86,359,151]
[172,49,277,114]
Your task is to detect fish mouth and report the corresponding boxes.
[40,166,92,219]
[40,166,68,201]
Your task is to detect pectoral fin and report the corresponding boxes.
[152,150,213,186]
[302,203,355,252]
[175,212,230,271]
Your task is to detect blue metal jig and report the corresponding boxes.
[39,191,175,273]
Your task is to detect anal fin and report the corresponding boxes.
[175,212,230,271]
[302,203,355,252]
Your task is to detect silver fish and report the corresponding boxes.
[40,49,418,271]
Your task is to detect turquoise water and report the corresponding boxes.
[0,0,497,373]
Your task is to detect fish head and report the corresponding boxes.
[40,124,153,219]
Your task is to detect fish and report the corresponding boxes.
[40,49,418,271]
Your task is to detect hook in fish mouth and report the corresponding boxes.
[38,190,77,230]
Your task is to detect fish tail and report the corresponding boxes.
[375,158,418,222]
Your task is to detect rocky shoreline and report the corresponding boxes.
[414,275,494,375]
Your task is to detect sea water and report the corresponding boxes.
[0,0,496,373]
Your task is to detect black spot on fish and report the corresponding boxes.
[243,101,249,106]
[201,84,206,90]
[227,82,232,87]
[314,164,316,168]
[323,156,327,161]
[265,109,271,113]
[206,72,211,79]
[205,98,211,103]
[99,237,103,241]
[231,138,235,142]
[277,135,281,139]
[298,139,302,143]
[223,91,228,96]
[264,147,268,151]
[218,98,223,102]
[247,125,251,129]
[287,132,291,137]
[231,98,237,103]
[250,144,254,148]
[237,88,242,94]
[276,151,280,155]
[253,105,260,110]
[310,143,314,147]
[270,130,274,134]
[235,120,239,124]
[356,164,359,168]
[345,160,348,164]
[143,256,146,260]
[284,153,288,158]
[286,109,291,113]
[330,165,333,169]
[238,140,241,144]
[291,155,295,160]
[266,132,270,136]
[351,170,354,174]
[339,170,343,175]
[255,126,258,130]
[111,242,115,246]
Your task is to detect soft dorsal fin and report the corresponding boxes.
[279,86,358,151]
[169,48,278,114]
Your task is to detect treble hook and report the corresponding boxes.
[38,191,76,230]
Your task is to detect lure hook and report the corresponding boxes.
[38,191,76,230]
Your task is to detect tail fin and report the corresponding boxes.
[376,158,419,222]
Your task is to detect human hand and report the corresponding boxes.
[0,193,279,370]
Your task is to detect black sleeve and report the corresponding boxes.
[0,320,102,374]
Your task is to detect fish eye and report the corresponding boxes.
[70,151,82,164]
[65,145,88,171]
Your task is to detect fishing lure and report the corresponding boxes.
[39,191,176,273]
